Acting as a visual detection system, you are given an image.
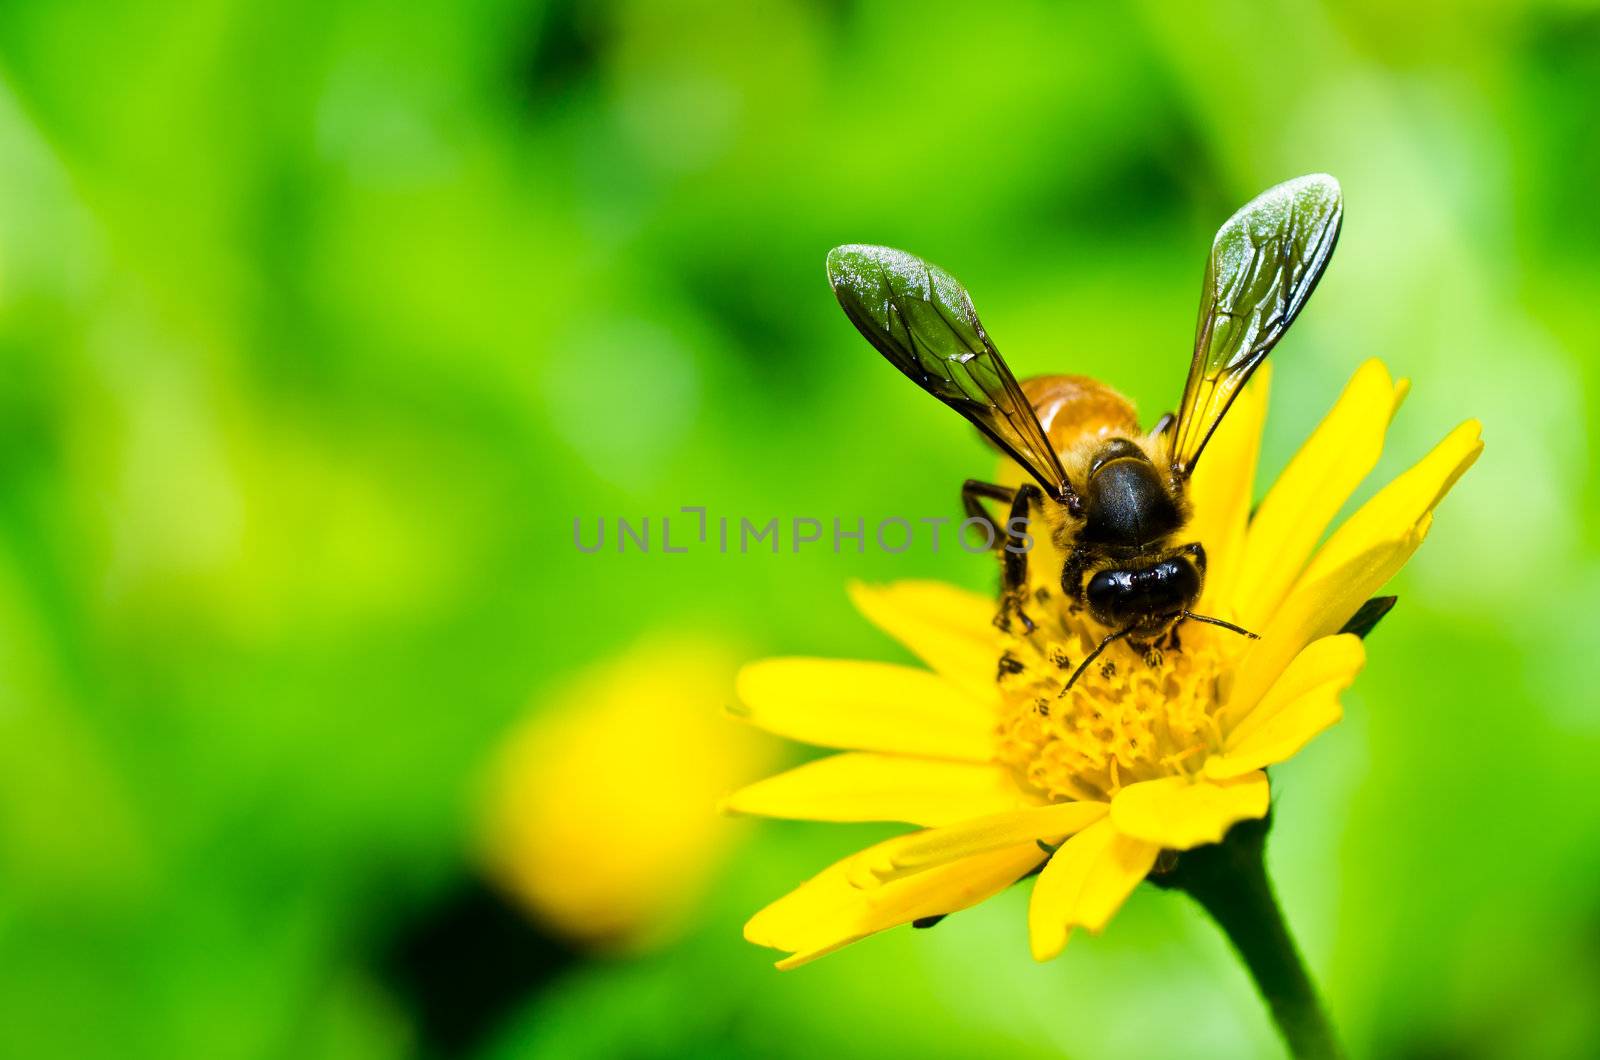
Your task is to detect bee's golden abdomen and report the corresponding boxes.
[1021,375,1141,456]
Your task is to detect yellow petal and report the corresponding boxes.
[1232,359,1409,629]
[1226,419,1482,719]
[1301,418,1482,583]
[849,580,1004,705]
[733,658,995,761]
[1187,365,1270,614]
[1209,635,1365,777]
[746,840,1044,969]
[847,801,1108,887]
[721,753,1037,827]
[1028,818,1159,960]
[1109,772,1270,850]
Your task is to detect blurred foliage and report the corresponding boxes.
[0,1,1597,1057]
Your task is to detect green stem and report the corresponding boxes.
[1156,817,1343,1059]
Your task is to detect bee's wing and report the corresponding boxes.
[1171,174,1343,476]
[826,244,1076,505]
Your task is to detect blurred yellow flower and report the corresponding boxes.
[728,359,1481,968]
[479,637,774,954]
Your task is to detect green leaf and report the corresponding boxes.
[1338,596,1398,639]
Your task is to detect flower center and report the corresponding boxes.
[992,603,1242,803]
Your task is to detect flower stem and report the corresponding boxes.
[1156,817,1343,1059]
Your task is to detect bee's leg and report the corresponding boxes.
[995,484,1041,635]
[1150,411,1176,439]
[961,479,1014,549]
[1060,543,1088,608]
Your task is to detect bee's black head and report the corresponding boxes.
[1083,551,1204,635]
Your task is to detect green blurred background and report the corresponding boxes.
[1,0,1597,1056]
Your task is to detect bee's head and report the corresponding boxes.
[1081,548,1204,636]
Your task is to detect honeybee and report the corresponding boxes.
[826,174,1343,688]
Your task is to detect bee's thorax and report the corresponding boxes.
[1079,440,1181,549]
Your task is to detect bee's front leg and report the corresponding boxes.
[1060,543,1088,610]
[961,479,1014,545]
[995,484,1041,635]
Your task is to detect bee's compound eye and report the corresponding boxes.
[1156,556,1202,607]
[1086,569,1135,619]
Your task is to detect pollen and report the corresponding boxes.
[993,614,1243,803]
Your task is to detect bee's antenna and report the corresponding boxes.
[1061,624,1139,695]
[1178,611,1260,640]
[1061,611,1260,697]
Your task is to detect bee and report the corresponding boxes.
[826,174,1343,689]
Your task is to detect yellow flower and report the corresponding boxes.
[479,636,775,953]
[727,359,1481,968]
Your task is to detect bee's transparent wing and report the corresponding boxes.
[1171,175,1343,476]
[826,244,1075,505]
